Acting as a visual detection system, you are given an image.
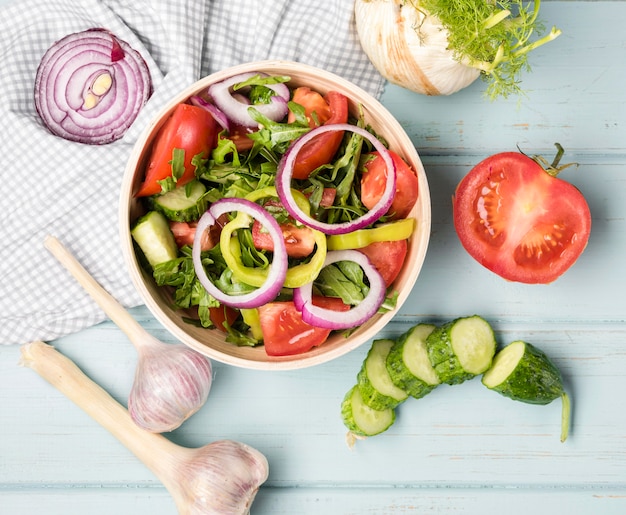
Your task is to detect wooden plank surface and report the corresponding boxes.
[2,2,626,514]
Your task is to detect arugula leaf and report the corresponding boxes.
[314,263,365,306]
[152,246,224,328]
[215,268,256,296]
[225,323,260,347]
[212,136,241,166]
[232,74,291,90]
[237,228,270,269]
[247,107,310,155]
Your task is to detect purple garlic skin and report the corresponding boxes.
[182,440,270,515]
[129,342,212,433]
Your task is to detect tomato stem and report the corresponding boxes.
[550,142,565,169]
[526,142,578,178]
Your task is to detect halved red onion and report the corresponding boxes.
[208,72,290,128]
[192,198,288,309]
[189,95,231,132]
[34,28,151,144]
[293,250,387,330]
[276,124,396,235]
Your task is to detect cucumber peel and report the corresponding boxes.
[148,180,208,222]
[482,340,571,442]
[426,315,496,385]
[341,385,395,440]
[131,210,178,268]
[386,323,440,399]
[341,317,571,444]
[358,339,409,410]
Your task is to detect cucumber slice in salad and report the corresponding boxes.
[131,210,178,268]
[358,339,409,410]
[148,180,208,222]
[482,340,571,442]
[426,315,496,385]
[386,323,440,399]
[341,385,395,438]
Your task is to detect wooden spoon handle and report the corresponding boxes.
[44,235,147,345]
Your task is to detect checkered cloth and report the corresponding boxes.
[0,0,385,345]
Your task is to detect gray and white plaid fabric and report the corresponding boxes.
[0,0,385,345]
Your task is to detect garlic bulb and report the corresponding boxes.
[20,341,269,515]
[354,0,481,96]
[179,440,269,515]
[43,235,213,434]
[128,337,213,433]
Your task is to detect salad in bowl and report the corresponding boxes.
[120,61,430,370]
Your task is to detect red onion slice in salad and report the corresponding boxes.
[208,72,290,128]
[34,28,152,144]
[189,95,231,132]
[192,198,288,309]
[293,250,387,330]
[276,124,396,235]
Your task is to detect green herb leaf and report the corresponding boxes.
[314,263,366,305]
[417,0,561,99]
[232,74,291,90]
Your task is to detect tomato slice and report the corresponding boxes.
[249,197,317,258]
[251,220,316,258]
[259,296,350,356]
[360,150,419,220]
[209,305,240,332]
[358,239,408,287]
[288,87,332,127]
[319,187,337,208]
[223,124,255,153]
[136,103,218,197]
[169,214,229,250]
[453,151,592,284]
[289,90,349,180]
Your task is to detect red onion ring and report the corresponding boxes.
[34,28,151,144]
[293,250,387,330]
[276,124,396,235]
[208,72,290,128]
[189,95,231,132]
[192,198,288,309]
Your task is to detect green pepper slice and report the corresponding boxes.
[327,218,415,250]
[220,187,327,289]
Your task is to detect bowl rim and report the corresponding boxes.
[119,59,431,370]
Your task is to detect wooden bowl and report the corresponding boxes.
[119,60,430,370]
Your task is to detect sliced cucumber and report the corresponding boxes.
[341,385,395,437]
[386,323,440,399]
[131,210,178,268]
[148,180,208,222]
[357,339,409,410]
[426,315,496,385]
[482,340,570,442]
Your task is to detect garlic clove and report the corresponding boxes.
[355,0,480,96]
[129,340,213,433]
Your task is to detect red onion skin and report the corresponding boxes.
[293,250,387,330]
[276,124,397,235]
[192,198,289,309]
[208,72,290,128]
[189,95,231,132]
[34,28,152,145]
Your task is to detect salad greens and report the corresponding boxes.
[144,94,397,346]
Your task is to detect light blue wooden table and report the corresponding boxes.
[2,1,625,513]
